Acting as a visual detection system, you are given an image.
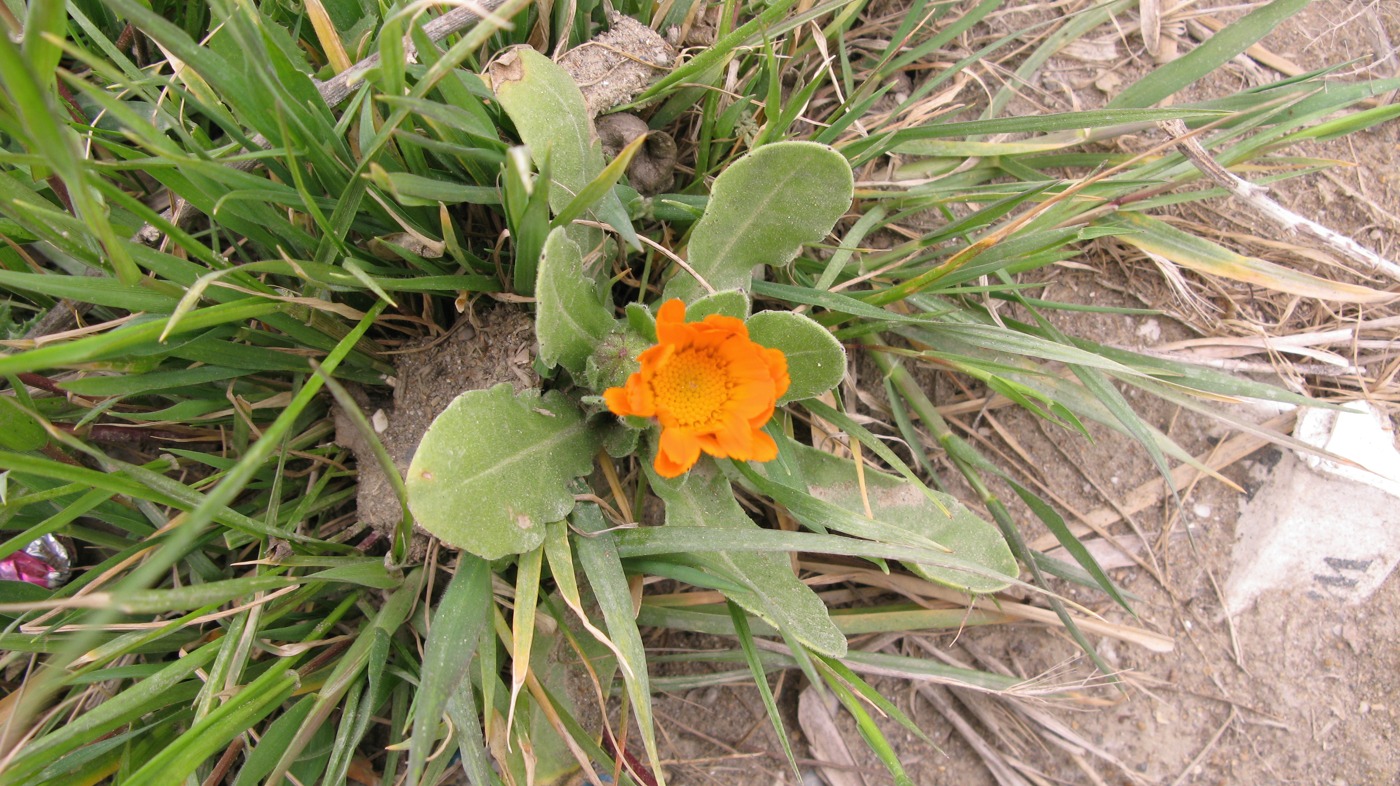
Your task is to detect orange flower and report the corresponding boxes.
[605,299,789,478]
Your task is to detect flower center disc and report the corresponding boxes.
[652,347,731,428]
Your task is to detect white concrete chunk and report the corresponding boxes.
[1225,403,1400,614]
[1294,402,1400,496]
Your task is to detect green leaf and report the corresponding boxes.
[0,300,282,377]
[0,580,49,609]
[262,570,426,785]
[781,441,1017,592]
[666,142,853,301]
[504,145,553,297]
[0,396,47,451]
[233,697,317,786]
[564,505,666,785]
[728,601,800,780]
[406,385,598,559]
[487,46,637,254]
[507,545,543,731]
[302,562,401,589]
[2,645,219,783]
[1108,0,1312,108]
[552,131,647,248]
[648,462,847,657]
[519,603,617,786]
[686,289,751,320]
[819,661,914,786]
[0,270,178,312]
[126,665,299,785]
[407,556,491,785]
[536,227,615,375]
[625,302,657,342]
[369,166,502,206]
[745,311,846,404]
[58,366,248,397]
[1007,480,1131,613]
[22,0,67,85]
[890,108,1225,143]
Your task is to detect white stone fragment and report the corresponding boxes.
[1225,402,1400,614]
[1294,402,1400,496]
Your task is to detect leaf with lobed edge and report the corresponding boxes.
[774,440,1017,593]
[665,141,853,301]
[406,385,598,559]
[648,461,848,658]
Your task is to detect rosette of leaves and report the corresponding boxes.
[405,52,1016,784]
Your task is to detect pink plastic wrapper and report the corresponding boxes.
[0,534,71,589]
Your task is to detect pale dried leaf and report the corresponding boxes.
[797,687,869,786]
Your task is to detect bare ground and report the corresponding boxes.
[643,2,1400,785]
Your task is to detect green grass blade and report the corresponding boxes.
[507,545,544,735]
[1006,480,1132,614]
[818,660,913,786]
[727,600,800,779]
[569,501,666,786]
[2,645,219,782]
[125,665,299,786]
[1108,0,1311,108]
[407,557,492,785]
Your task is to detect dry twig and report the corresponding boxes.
[1160,119,1400,284]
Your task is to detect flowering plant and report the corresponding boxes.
[401,49,1015,784]
[604,299,788,477]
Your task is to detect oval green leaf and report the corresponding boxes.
[686,289,750,320]
[745,310,846,404]
[666,141,853,301]
[536,227,614,375]
[406,385,598,559]
[487,47,637,256]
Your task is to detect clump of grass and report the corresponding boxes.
[0,1,1395,784]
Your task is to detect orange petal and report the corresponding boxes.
[748,428,778,462]
[637,342,673,373]
[653,449,688,478]
[655,299,690,346]
[760,347,790,400]
[698,313,747,338]
[695,432,725,457]
[657,427,702,477]
[721,357,777,419]
[625,375,656,417]
[747,399,777,430]
[714,412,755,458]
[603,386,633,416]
